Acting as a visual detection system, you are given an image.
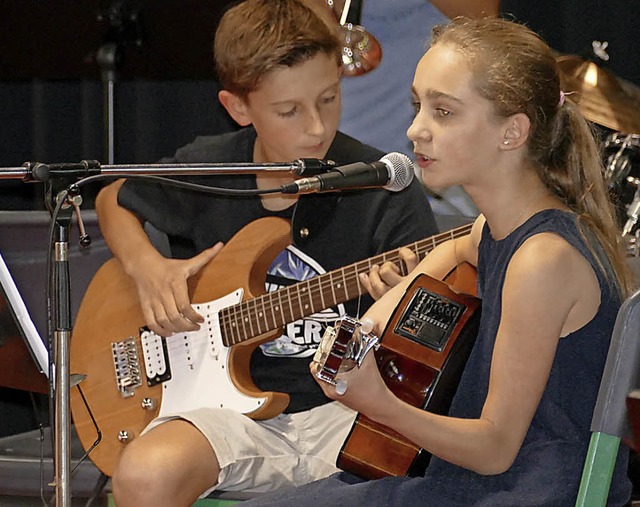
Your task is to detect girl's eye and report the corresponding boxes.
[411,101,421,114]
[436,108,451,117]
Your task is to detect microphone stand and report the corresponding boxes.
[50,203,73,507]
[95,1,144,165]
[0,159,332,181]
[0,157,332,506]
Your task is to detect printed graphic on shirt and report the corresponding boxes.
[259,245,346,358]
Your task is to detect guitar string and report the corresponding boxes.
[156,224,475,364]
[156,223,473,357]
[225,225,471,329]
[176,226,470,356]
[96,225,476,387]
[218,223,472,346]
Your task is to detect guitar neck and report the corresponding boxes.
[219,222,473,346]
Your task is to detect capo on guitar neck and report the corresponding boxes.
[313,316,380,386]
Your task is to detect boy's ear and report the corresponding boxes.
[218,90,252,127]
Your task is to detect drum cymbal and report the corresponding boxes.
[557,54,640,135]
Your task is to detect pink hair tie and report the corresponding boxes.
[559,90,566,107]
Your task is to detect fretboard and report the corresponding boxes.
[219,222,473,346]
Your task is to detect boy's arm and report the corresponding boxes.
[95,180,222,336]
[96,179,160,274]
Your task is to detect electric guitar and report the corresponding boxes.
[314,266,480,479]
[69,217,473,476]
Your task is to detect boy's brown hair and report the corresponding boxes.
[214,0,341,99]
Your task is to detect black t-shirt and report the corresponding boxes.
[119,127,438,412]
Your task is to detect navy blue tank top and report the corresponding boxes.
[421,209,631,506]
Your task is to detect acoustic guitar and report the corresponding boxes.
[314,265,480,479]
[69,216,473,476]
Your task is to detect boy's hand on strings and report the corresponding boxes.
[131,242,224,336]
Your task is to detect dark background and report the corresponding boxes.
[0,0,240,210]
[501,0,640,86]
[1,1,639,211]
[0,1,638,501]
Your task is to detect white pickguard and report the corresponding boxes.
[153,288,268,418]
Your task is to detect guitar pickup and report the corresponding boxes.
[111,336,143,398]
[394,288,464,352]
[140,328,172,386]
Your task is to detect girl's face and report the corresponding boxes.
[407,44,510,191]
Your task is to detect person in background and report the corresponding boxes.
[243,16,636,506]
[95,1,438,505]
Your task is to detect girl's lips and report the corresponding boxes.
[415,154,434,169]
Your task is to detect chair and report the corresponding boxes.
[575,287,640,507]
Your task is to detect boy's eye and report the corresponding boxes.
[321,94,337,105]
[411,101,421,113]
[278,108,297,118]
[435,108,451,118]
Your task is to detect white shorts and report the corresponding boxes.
[144,401,356,495]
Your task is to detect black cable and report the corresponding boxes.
[28,392,48,507]
[72,173,285,196]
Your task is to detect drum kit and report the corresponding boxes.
[556,42,640,257]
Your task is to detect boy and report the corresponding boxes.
[96,0,437,504]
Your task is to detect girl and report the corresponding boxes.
[244,16,636,506]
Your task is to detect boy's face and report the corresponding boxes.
[240,52,342,163]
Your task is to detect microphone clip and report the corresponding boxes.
[293,158,337,176]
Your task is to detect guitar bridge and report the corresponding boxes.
[112,337,143,398]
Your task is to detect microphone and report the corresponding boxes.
[281,152,414,194]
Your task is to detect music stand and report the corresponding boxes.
[0,253,48,394]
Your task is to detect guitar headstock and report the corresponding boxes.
[313,316,379,387]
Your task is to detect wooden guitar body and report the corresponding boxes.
[337,264,480,479]
[70,217,291,477]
